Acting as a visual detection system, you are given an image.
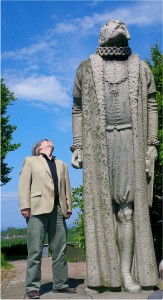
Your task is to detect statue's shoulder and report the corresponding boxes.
[128,54,140,62]
[77,59,90,71]
[131,55,154,76]
[80,59,90,66]
[139,59,152,72]
[128,54,148,68]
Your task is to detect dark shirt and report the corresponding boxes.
[41,153,59,205]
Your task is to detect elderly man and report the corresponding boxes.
[71,20,159,293]
[19,139,76,299]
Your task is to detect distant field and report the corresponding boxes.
[1,228,85,262]
[1,228,76,248]
[1,238,27,248]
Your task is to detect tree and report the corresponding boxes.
[1,79,21,185]
[1,227,27,236]
[146,43,163,260]
[72,185,85,253]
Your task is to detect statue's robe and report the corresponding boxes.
[72,54,158,287]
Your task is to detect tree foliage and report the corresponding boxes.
[1,79,21,185]
[146,43,163,260]
[1,252,14,270]
[1,227,27,236]
[72,185,85,253]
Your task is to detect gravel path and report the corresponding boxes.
[1,258,158,299]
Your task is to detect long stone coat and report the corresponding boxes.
[72,54,158,288]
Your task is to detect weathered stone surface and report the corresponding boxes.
[71,19,159,292]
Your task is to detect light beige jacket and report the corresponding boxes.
[18,155,72,218]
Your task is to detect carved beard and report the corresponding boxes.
[103,33,129,47]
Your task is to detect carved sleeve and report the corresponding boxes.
[71,63,83,151]
[144,62,159,146]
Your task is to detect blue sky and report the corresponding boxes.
[1,0,162,230]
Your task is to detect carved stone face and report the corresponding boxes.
[99,19,130,47]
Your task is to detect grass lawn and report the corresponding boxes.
[1,252,15,281]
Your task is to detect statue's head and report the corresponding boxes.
[99,19,130,47]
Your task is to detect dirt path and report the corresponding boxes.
[1,258,87,299]
[1,258,156,299]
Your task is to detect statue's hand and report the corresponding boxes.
[147,145,158,158]
[145,146,157,178]
[71,149,83,169]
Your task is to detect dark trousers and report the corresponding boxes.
[26,205,68,292]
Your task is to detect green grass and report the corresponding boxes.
[1,238,27,248]
[1,228,83,261]
[1,252,14,270]
[67,227,77,243]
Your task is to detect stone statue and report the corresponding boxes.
[71,19,159,293]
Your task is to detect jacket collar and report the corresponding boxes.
[37,155,61,185]
[38,155,52,177]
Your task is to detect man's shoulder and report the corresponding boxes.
[55,159,67,167]
[24,156,39,163]
[55,158,65,164]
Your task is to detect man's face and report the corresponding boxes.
[40,139,54,153]
[99,19,130,46]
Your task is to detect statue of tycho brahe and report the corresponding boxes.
[71,20,159,293]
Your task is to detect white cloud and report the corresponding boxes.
[1,191,18,202]
[30,102,61,112]
[53,2,162,35]
[2,0,162,112]
[2,42,48,60]
[55,23,78,33]
[2,1,161,72]
[3,1,161,63]
[8,75,71,108]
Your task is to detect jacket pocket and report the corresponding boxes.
[30,191,42,197]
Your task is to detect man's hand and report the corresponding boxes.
[66,212,72,219]
[71,149,83,169]
[21,208,31,218]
